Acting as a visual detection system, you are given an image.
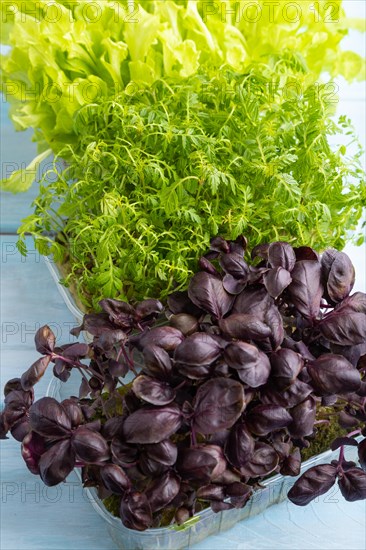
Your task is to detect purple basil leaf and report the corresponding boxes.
[21,431,46,475]
[142,345,172,380]
[39,439,76,486]
[62,343,89,358]
[174,332,222,366]
[20,356,51,391]
[263,267,292,298]
[219,253,249,279]
[111,438,138,466]
[288,464,337,505]
[322,249,355,303]
[71,427,110,463]
[219,313,271,341]
[262,379,313,408]
[240,442,279,477]
[35,325,55,354]
[233,287,273,316]
[73,313,116,337]
[144,439,178,466]
[270,348,304,389]
[176,448,217,482]
[3,378,24,396]
[145,470,181,512]
[196,445,227,479]
[169,314,198,336]
[29,397,72,437]
[288,396,317,437]
[132,327,184,352]
[358,439,366,471]
[140,454,169,477]
[132,375,175,405]
[264,304,284,350]
[224,423,255,469]
[210,236,230,254]
[251,243,269,261]
[319,311,366,346]
[188,272,234,319]
[175,363,211,380]
[199,256,221,277]
[120,491,152,531]
[135,299,164,320]
[307,354,361,396]
[224,342,271,387]
[294,246,319,262]
[53,359,70,383]
[222,273,246,295]
[338,411,359,429]
[100,463,131,494]
[288,260,323,319]
[122,405,182,444]
[193,378,245,434]
[280,448,301,476]
[268,242,296,271]
[338,468,366,502]
[108,359,129,378]
[246,405,292,436]
[61,399,83,428]
[335,292,366,314]
[10,417,30,441]
[197,484,225,501]
[330,437,359,451]
[99,298,135,329]
[167,290,203,316]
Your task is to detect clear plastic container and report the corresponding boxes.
[44,256,85,323]
[46,374,360,550]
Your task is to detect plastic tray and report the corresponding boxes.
[44,256,85,323]
[46,374,361,550]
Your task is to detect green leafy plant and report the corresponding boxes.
[18,64,366,308]
[1,0,365,191]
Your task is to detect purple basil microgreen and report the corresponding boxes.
[169,313,199,336]
[288,464,338,505]
[120,491,152,531]
[35,325,56,355]
[21,356,51,391]
[2,235,366,530]
[288,396,317,438]
[288,260,323,320]
[100,463,132,495]
[71,427,110,463]
[39,439,76,486]
[174,332,222,367]
[29,397,72,438]
[263,266,292,299]
[307,355,361,396]
[224,341,271,387]
[268,242,296,271]
[321,249,355,304]
[21,431,46,475]
[338,468,366,502]
[145,470,181,512]
[246,405,293,436]
[188,272,234,319]
[122,405,182,444]
[132,375,176,406]
[224,423,255,469]
[193,378,245,434]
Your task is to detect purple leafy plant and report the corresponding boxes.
[1,237,366,530]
